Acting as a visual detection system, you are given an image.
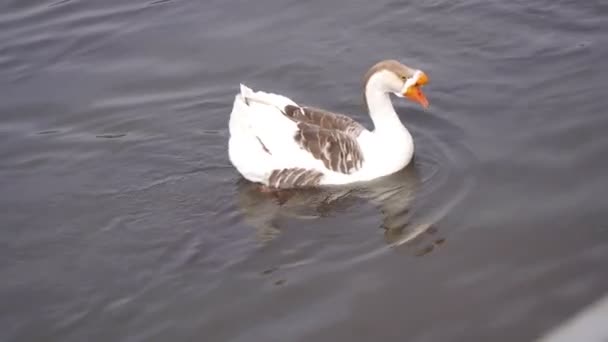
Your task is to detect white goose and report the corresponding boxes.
[228,59,430,190]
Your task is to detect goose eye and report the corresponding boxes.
[401,75,408,81]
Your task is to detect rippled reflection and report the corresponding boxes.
[235,164,446,254]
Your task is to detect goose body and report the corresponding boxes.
[228,59,430,189]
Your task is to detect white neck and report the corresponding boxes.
[361,72,414,174]
[365,74,408,135]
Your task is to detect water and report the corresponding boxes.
[1,0,608,341]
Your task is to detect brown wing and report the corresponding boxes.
[294,122,364,174]
[267,168,324,189]
[284,105,365,137]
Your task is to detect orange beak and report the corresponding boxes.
[402,72,429,108]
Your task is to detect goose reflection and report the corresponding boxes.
[235,164,446,255]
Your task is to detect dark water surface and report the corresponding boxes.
[2,0,608,341]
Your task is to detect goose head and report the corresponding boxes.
[363,59,429,108]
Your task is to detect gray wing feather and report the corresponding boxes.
[283,105,365,137]
[294,122,364,174]
[268,168,324,189]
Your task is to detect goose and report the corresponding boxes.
[228,59,429,190]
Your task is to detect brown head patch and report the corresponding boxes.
[362,59,415,108]
[362,59,414,88]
